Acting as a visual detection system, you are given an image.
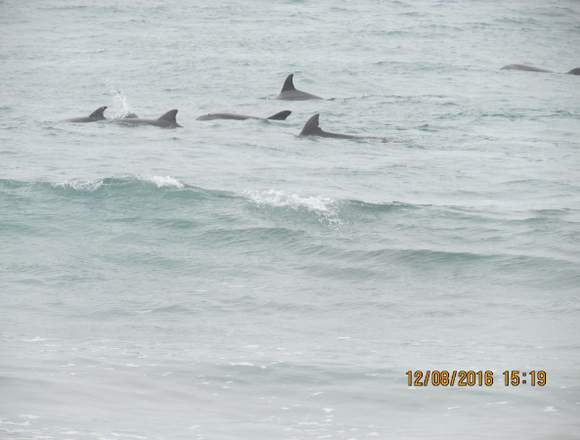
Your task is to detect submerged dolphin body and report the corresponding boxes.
[501,64,552,73]
[501,64,580,75]
[114,109,181,128]
[197,110,291,121]
[299,114,387,141]
[276,74,322,100]
[67,106,108,123]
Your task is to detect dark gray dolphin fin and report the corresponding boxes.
[89,106,107,120]
[158,109,178,123]
[281,74,296,92]
[567,67,580,75]
[266,110,292,120]
[300,114,323,136]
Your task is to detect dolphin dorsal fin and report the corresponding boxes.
[300,114,322,136]
[267,110,292,120]
[158,109,178,123]
[567,67,580,75]
[89,106,107,120]
[281,74,296,92]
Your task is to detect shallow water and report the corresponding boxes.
[1,0,580,439]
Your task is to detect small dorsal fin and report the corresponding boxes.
[89,106,107,120]
[158,109,178,122]
[281,74,296,93]
[267,110,292,120]
[300,114,322,136]
[567,67,580,75]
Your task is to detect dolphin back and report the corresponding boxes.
[157,109,181,127]
[281,74,296,92]
[89,106,107,120]
[158,109,178,123]
[267,110,292,120]
[277,74,322,100]
[67,105,107,123]
[300,114,322,136]
[501,64,552,73]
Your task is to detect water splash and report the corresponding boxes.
[108,87,133,118]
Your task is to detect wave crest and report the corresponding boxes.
[1,177,426,227]
[245,189,340,225]
[52,175,185,192]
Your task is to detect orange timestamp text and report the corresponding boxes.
[405,370,547,387]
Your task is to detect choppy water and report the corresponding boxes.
[1,0,580,439]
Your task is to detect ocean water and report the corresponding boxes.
[1,0,580,438]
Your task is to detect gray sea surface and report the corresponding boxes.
[1,0,580,439]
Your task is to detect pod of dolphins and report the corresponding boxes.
[67,66,580,141]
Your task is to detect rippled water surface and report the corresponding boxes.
[1,0,580,439]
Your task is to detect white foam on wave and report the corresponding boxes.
[145,176,184,189]
[54,178,104,191]
[53,176,184,191]
[245,189,340,225]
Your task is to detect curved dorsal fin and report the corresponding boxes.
[300,113,322,136]
[89,106,107,120]
[281,74,296,93]
[266,110,292,120]
[158,109,178,122]
[567,67,580,75]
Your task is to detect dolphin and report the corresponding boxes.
[197,110,291,121]
[66,106,107,123]
[276,74,322,100]
[114,109,181,128]
[299,114,387,141]
[501,64,580,75]
[501,64,552,73]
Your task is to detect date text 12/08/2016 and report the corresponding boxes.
[405,370,547,387]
